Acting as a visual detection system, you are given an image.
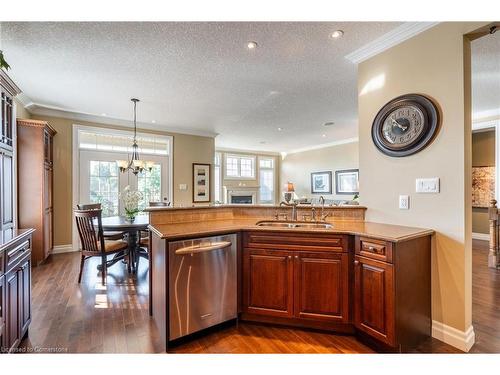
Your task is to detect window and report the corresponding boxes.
[259,157,275,204]
[224,154,256,179]
[137,164,162,211]
[89,160,119,217]
[214,153,222,203]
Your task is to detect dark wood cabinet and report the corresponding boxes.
[0,275,5,350]
[243,248,294,318]
[354,255,395,346]
[1,233,33,353]
[242,232,351,330]
[4,266,20,351]
[17,119,56,265]
[294,251,349,324]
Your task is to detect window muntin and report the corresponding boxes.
[224,154,256,179]
[137,164,162,211]
[258,157,275,204]
[89,160,119,217]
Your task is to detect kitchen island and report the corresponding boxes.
[147,205,433,353]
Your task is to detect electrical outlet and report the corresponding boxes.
[399,195,409,210]
[179,183,187,191]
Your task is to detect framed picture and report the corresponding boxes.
[335,169,359,195]
[192,163,211,203]
[310,171,332,194]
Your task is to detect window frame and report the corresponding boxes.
[258,156,276,204]
[223,153,257,180]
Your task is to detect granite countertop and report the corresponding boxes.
[0,228,36,252]
[149,219,433,243]
[146,204,367,211]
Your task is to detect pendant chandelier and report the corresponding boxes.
[117,98,154,175]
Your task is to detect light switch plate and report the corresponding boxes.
[416,177,440,193]
[399,195,409,210]
[179,183,187,191]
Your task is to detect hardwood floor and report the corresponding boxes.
[18,239,499,353]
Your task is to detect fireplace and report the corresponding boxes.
[227,190,257,205]
[231,195,253,204]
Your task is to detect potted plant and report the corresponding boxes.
[119,185,143,222]
[0,50,11,71]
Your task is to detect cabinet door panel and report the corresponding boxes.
[20,258,31,336]
[5,269,20,351]
[2,151,14,229]
[294,252,349,323]
[243,248,293,318]
[354,256,395,346]
[0,275,5,349]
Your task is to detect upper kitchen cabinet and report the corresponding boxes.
[17,119,56,265]
[0,70,20,150]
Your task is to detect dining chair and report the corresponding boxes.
[76,203,126,240]
[74,208,130,285]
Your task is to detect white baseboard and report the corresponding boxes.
[432,320,475,352]
[51,244,77,254]
[472,232,489,241]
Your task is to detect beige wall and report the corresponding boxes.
[358,22,486,334]
[14,98,31,119]
[26,114,214,246]
[472,130,495,234]
[280,142,359,201]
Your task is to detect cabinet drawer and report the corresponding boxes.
[355,237,393,263]
[5,239,31,272]
[244,231,347,252]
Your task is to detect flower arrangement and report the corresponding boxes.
[119,185,143,221]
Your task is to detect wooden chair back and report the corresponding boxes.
[149,201,170,207]
[489,199,500,268]
[77,203,101,210]
[74,209,105,254]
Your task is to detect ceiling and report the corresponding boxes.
[0,22,402,152]
[3,22,497,152]
[472,30,500,121]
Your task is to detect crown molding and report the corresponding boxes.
[286,137,359,155]
[345,22,440,64]
[0,69,22,95]
[21,100,218,138]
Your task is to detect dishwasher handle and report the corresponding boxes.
[174,240,232,255]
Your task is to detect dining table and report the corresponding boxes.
[99,214,149,273]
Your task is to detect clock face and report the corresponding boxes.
[371,94,439,157]
[381,105,425,149]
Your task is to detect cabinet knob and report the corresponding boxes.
[354,260,359,265]
[295,255,299,259]
[368,246,375,251]
[288,255,292,259]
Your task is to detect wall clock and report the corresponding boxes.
[371,94,439,157]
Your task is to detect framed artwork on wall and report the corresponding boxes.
[192,163,211,203]
[310,171,332,194]
[335,169,359,195]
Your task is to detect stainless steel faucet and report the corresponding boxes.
[280,201,298,221]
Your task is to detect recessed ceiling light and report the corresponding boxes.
[324,121,335,127]
[277,127,283,131]
[151,120,156,123]
[246,41,258,50]
[330,30,344,39]
[259,141,266,144]
[322,134,327,138]
[101,113,107,116]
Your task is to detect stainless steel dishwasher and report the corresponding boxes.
[168,233,237,340]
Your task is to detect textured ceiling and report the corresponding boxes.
[472,31,500,120]
[0,22,402,152]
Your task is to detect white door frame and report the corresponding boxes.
[71,124,173,250]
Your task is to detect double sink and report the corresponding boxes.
[256,221,333,229]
